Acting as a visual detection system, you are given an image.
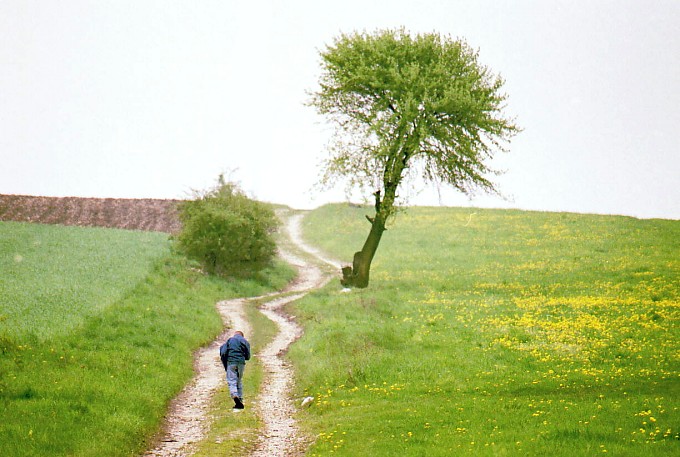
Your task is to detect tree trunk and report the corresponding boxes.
[341,211,386,288]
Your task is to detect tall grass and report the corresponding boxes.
[288,204,679,456]
[0,221,295,456]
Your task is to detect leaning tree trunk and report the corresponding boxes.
[341,214,386,288]
[340,188,396,288]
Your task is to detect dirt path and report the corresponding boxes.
[144,212,338,457]
[144,299,252,457]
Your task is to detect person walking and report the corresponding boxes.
[219,330,251,409]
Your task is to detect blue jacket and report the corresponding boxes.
[219,334,251,369]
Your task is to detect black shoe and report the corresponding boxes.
[233,396,244,409]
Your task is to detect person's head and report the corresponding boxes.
[234,330,244,337]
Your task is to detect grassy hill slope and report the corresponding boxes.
[289,204,679,456]
[1,221,170,342]
[0,221,294,456]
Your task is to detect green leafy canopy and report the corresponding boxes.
[175,175,279,277]
[309,28,520,211]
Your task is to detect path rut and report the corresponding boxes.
[144,212,338,457]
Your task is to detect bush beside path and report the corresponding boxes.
[145,210,339,457]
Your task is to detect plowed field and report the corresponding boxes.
[0,194,181,233]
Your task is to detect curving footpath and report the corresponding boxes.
[145,212,339,457]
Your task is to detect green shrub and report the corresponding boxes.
[175,176,279,277]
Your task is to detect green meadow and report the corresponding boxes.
[0,221,294,456]
[289,204,679,456]
[2,206,678,456]
[1,222,169,342]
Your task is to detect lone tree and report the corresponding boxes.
[309,29,519,288]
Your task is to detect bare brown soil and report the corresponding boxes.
[0,194,182,233]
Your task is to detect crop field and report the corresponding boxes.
[1,221,170,341]
[289,204,679,456]
[0,220,294,456]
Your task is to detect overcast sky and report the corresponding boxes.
[1,0,678,219]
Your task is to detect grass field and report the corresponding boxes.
[0,221,295,456]
[288,204,679,456]
[1,221,170,341]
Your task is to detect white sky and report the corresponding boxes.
[1,0,678,219]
